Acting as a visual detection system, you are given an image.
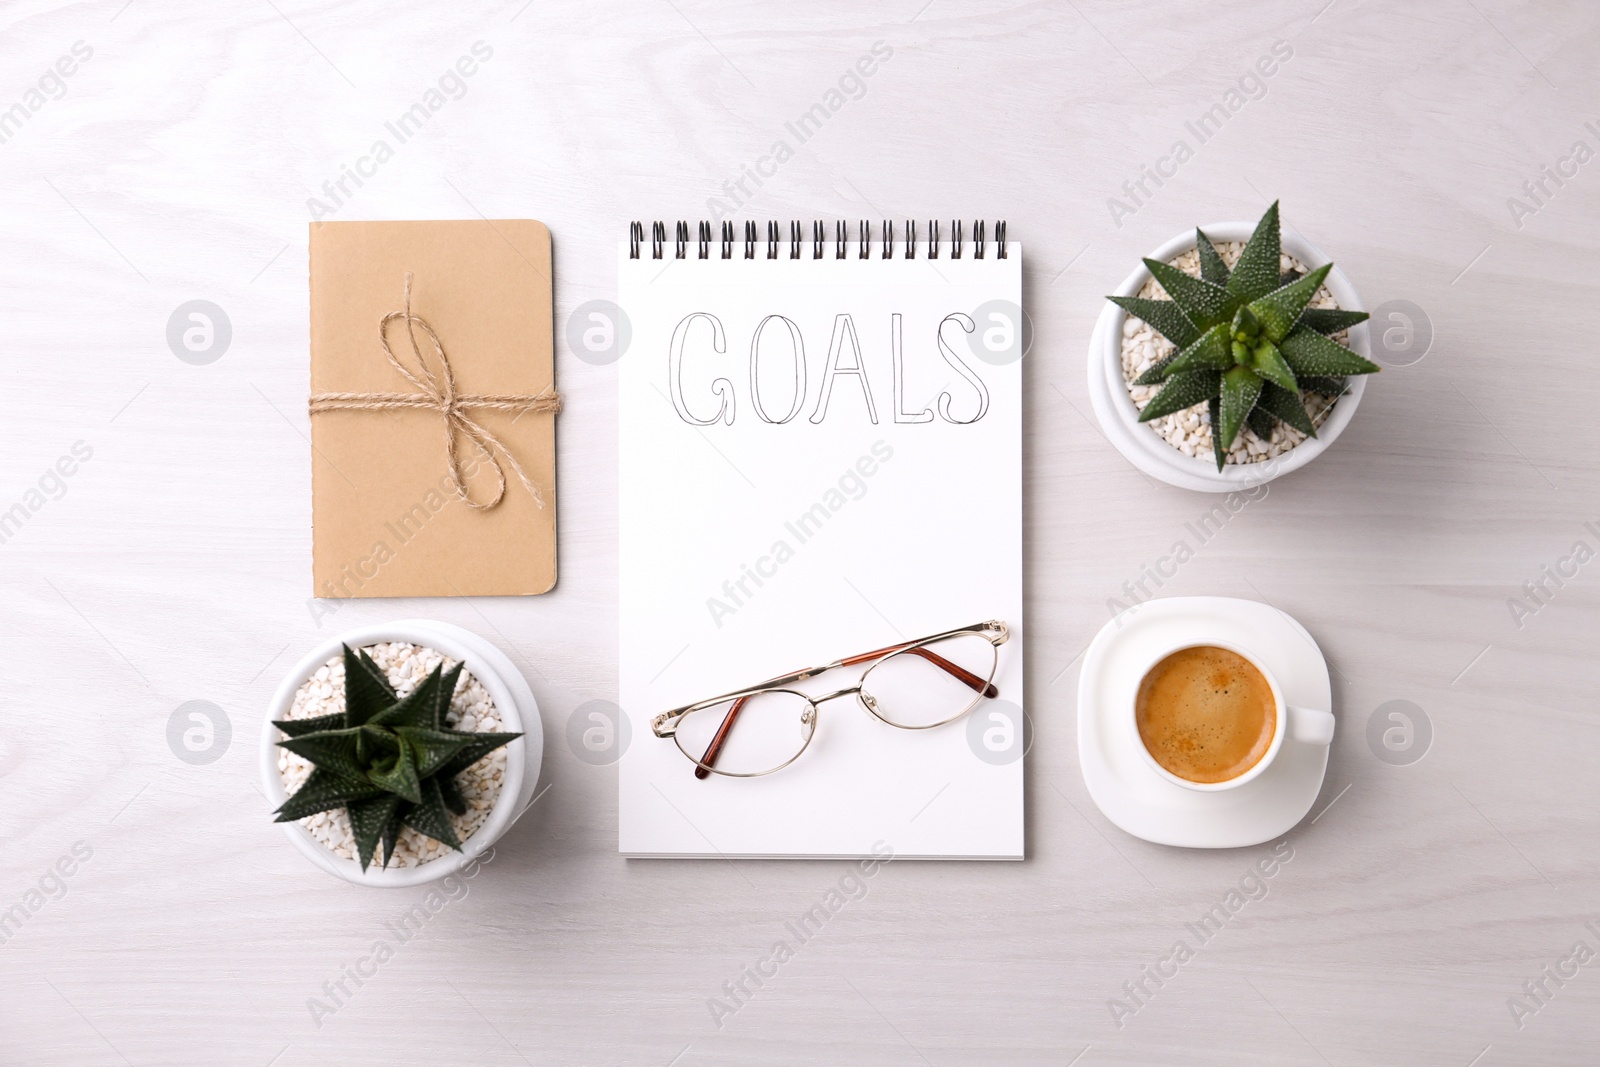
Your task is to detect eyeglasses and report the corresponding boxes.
[651,620,1009,778]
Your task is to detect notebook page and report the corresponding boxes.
[619,239,1024,858]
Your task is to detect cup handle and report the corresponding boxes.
[1287,705,1335,746]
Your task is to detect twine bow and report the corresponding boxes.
[309,273,560,511]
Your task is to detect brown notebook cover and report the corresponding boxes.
[308,219,557,598]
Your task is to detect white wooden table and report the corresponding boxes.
[3,1,1598,1063]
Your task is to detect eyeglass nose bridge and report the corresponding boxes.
[810,683,893,721]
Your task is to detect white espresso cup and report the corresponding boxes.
[1130,640,1334,792]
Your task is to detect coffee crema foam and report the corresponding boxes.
[1135,646,1275,783]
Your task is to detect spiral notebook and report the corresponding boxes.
[618,220,1024,859]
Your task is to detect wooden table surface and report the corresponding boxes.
[3,1,1599,1063]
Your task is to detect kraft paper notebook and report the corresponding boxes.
[308,220,559,600]
[618,220,1024,859]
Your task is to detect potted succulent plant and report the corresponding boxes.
[1089,203,1380,491]
[261,620,542,887]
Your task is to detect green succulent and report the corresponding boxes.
[1109,202,1380,470]
[273,645,520,871]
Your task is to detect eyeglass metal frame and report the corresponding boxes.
[651,620,1010,778]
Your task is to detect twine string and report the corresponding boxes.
[309,273,560,511]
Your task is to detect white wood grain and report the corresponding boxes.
[2,0,1599,1063]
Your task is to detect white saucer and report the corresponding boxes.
[1076,596,1333,848]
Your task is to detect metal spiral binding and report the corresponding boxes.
[627,220,1009,260]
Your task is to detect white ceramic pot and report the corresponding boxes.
[261,619,542,887]
[1087,221,1372,493]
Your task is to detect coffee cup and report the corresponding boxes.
[1131,641,1334,792]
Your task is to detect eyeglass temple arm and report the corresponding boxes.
[839,644,999,698]
[657,622,1007,731]
[694,695,751,780]
[693,642,1000,780]
[655,665,824,735]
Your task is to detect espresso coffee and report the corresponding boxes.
[1135,645,1276,784]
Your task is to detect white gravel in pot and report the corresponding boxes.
[275,641,506,868]
[1120,240,1353,465]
